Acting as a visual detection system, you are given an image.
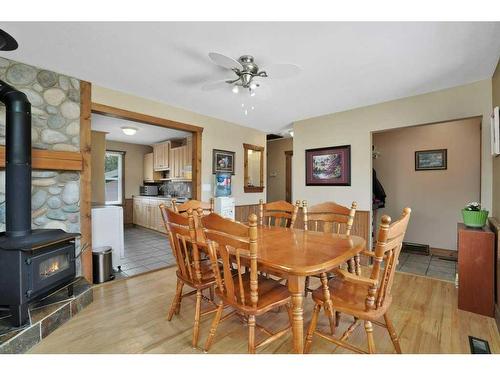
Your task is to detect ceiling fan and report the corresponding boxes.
[202,52,301,95]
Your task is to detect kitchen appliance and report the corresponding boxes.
[214,172,232,197]
[214,197,235,220]
[140,185,158,196]
[0,79,79,327]
[91,206,124,270]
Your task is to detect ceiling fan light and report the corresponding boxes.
[249,82,257,90]
[232,86,239,94]
[250,90,256,97]
[121,127,138,136]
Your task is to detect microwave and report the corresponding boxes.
[140,185,158,196]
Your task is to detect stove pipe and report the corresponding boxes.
[0,79,32,237]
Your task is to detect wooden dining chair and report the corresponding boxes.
[159,204,219,349]
[303,200,358,274]
[172,198,214,216]
[201,212,292,354]
[304,208,411,354]
[301,200,357,333]
[258,199,299,228]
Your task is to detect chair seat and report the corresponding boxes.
[311,278,391,320]
[217,273,290,315]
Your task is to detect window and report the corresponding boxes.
[105,151,124,205]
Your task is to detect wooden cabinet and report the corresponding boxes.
[143,153,161,182]
[169,136,193,180]
[153,141,170,171]
[457,223,495,317]
[170,145,186,179]
[133,196,169,234]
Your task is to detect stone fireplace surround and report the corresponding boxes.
[0,58,91,353]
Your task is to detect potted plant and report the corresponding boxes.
[462,202,489,228]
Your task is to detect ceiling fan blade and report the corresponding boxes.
[201,79,231,91]
[208,52,242,70]
[264,63,301,79]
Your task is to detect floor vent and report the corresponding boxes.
[401,242,430,256]
[468,336,491,354]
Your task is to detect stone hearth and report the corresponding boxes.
[0,277,92,354]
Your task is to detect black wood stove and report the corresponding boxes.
[0,79,79,327]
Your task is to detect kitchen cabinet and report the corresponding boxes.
[143,153,162,182]
[133,196,170,234]
[169,136,193,180]
[169,145,186,179]
[153,141,170,171]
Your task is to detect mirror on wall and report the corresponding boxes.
[243,143,264,193]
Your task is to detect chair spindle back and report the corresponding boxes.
[202,213,259,308]
[160,205,203,284]
[303,201,357,235]
[367,208,411,311]
[258,199,299,228]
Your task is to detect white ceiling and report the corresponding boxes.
[2,22,500,133]
[91,113,190,145]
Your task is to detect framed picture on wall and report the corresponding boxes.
[415,149,447,171]
[212,149,235,174]
[305,145,351,186]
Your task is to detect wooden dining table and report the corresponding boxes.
[197,224,366,354]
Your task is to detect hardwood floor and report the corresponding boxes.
[29,267,499,354]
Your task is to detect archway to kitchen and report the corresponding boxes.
[90,103,203,280]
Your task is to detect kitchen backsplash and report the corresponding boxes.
[161,181,192,198]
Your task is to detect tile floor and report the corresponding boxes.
[397,252,457,282]
[114,226,175,279]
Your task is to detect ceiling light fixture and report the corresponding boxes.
[232,86,239,94]
[121,127,138,136]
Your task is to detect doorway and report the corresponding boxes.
[89,104,203,280]
[266,137,293,203]
[371,117,482,281]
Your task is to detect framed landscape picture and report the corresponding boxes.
[305,145,351,186]
[212,149,235,174]
[415,149,447,171]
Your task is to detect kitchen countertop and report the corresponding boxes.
[133,195,190,201]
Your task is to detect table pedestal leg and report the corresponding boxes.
[287,275,305,354]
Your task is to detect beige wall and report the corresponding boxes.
[267,138,293,202]
[492,59,500,218]
[293,80,493,217]
[91,130,106,205]
[92,85,266,206]
[106,140,153,199]
[373,119,481,251]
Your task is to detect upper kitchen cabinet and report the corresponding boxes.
[169,136,193,180]
[143,153,162,182]
[153,141,170,171]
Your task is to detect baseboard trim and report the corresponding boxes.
[430,247,457,259]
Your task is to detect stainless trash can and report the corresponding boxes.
[92,246,114,284]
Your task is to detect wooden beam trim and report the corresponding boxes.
[91,103,204,133]
[80,81,93,283]
[0,146,83,171]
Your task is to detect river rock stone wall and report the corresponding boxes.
[0,57,81,246]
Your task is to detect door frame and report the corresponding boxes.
[79,84,203,282]
[285,150,293,203]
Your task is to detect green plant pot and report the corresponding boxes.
[461,209,489,228]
